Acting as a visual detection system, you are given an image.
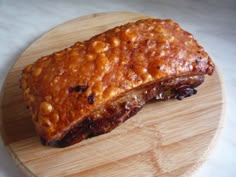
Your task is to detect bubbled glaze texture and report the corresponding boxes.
[21,18,214,141]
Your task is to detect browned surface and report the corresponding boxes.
[21,16,214,144]
[0,12,224,177]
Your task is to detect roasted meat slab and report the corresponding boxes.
[21,18,214,147]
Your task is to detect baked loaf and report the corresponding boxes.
[21,18,214,147]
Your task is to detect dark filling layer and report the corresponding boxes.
[41,75,204,147]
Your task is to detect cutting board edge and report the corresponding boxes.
[0,12,225,177]
[190,68,226,177]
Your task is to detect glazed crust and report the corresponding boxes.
[21,18,214,145]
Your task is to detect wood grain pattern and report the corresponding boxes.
[0,12,224,177]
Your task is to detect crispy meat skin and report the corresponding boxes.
[21,18,215,147]
[43,75,203,147]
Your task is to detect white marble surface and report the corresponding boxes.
[0,0,236,176]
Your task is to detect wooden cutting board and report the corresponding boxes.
[0,12,224,177]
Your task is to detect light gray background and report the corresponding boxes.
[0,0,235,176]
